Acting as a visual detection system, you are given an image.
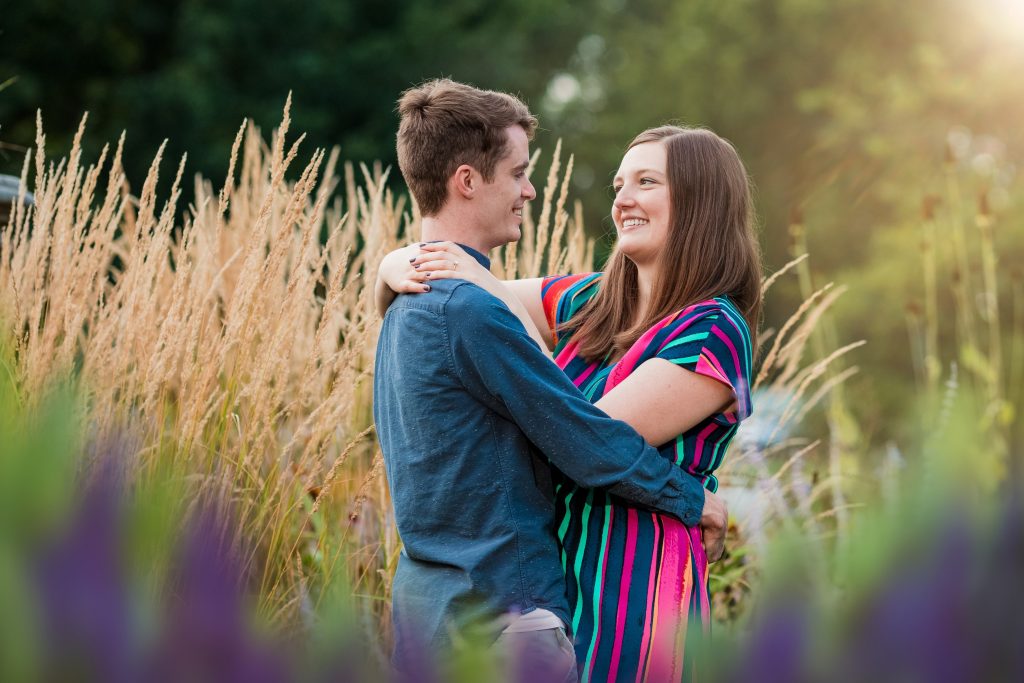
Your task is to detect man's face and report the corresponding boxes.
[476,126,537,249]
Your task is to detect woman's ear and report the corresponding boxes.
[452,164,476,200]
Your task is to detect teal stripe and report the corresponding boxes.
[709,423,738,471]
[582,365,614,400]
[563,273,602,323]
[660,330,710,352]
[553,273,602,354]
[704,437,723,472]
[669,355,701,366]
[570,490,595,633]
[557,485,575,572]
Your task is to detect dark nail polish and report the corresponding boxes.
[423,285,431,292]
[409,257,416,263]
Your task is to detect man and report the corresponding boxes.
[373,79,727,678]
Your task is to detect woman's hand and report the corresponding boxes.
[700,489,728,563]
[380,244,433,296]
[411,242,498,293]
[374,241,507,317]
[415,242,555,356]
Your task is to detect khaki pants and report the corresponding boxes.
[494,627,578,683]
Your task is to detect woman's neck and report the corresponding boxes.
[634,263,656,320]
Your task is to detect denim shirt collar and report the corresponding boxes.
[456,243,490,270]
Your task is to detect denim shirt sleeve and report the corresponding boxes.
[444,284,705,526]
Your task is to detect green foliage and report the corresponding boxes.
[1,0,596,190]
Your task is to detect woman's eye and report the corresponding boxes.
[612,185,623,194]
[639,177,655,185]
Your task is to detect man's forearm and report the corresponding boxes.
[600,449,706,526]
[452,291,707,525]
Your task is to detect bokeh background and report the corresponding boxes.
[2,0,1023,680]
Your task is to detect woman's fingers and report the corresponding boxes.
[415,258,461,272]
[411,250,458,266]
[396,278,431,293]
[410,244,477,282]
[417,241,465,254]
[421,269,459,282]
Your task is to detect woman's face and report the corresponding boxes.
[612,141,671,268]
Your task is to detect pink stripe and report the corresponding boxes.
[690,423,718,475]
[656,304,715,347]
[697,348,731,386]
[646,517,689,680]
[688,525,711,628]
[555,339,580,368]
[585,505,616,682]
[610,303,720,391]
[635,515,661,683]
[713,321,752,416]
[608,508,638,678]
[571,360,597,388]
[711,324,742,382]
[695,354,730,386]
[606,320,669,391]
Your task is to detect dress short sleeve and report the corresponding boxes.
[650,298,754,420]
[540,273,601,344]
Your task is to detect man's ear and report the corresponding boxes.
[451,164,476,200]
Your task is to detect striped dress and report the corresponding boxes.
[540,273,753,683]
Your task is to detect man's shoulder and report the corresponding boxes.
[388,279,490,315]
[444,280,509,319]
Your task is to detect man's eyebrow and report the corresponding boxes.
[513,161,530,172]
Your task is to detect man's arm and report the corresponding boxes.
[446,286,708,527]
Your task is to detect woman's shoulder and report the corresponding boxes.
[658,295,754,364]
[654,295,754,419]
[541,272,602,328]
[541,272,602,298]
[670,295,749,333]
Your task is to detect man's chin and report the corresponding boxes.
[500,225,522,245]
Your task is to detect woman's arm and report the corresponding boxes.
[595,358,736,450]
[374,244,430,316]
[501,279,553,350]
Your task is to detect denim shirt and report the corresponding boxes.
[373,245,706,662]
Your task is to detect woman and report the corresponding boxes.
[378,126,760,681]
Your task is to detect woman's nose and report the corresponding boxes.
[613,190,635,209]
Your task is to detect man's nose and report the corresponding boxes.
[523,178,537,201]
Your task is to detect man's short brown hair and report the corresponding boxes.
[396,79,538,216]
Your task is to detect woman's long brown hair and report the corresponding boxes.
[566,126,762,361]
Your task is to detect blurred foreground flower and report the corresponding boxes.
[717,467,1024,683]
